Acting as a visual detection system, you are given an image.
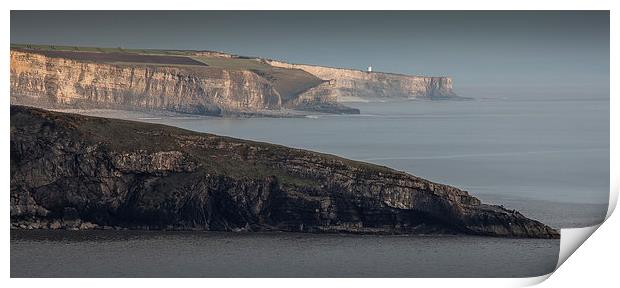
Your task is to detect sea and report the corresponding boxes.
[11,97,610,277]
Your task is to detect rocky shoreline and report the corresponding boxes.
[10,216,460,234]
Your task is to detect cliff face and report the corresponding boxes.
[11,47,460,116]
[10,50,284,116]
[11,106,558,238]
[267,60,458,101]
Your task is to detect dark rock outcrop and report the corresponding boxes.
[10,106,559,238]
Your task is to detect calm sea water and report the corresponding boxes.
[12,98,609,277]
[11,230,559,278]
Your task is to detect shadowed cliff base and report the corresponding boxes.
[11,106,558,238]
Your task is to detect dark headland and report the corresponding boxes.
[10,106,559,238]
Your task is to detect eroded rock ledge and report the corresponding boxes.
[10,106,559,238]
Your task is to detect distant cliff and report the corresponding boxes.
[11,50,274,115]
[267,60,459,102]
[11,106,558,238]
[10,49,357,116]
[11,45,462,116]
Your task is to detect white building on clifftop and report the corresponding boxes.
[367,66,372,72]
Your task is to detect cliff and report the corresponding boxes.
[267,60,460,102]
[11,45,462,117]
[11,106,558,238]
[10,49,358,116]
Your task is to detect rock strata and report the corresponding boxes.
[11,46,461,116]
[10,106,559,238]
[10,49,282,116]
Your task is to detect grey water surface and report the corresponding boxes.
[11,230,559,278]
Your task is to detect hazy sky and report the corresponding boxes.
[11,11,609,98]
